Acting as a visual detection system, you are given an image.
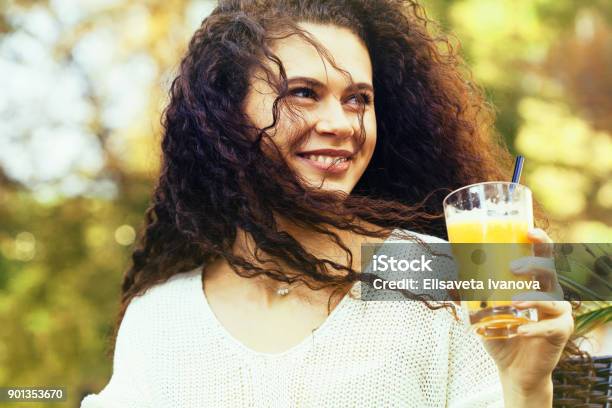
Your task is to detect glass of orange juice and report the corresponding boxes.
[443,181,538,339]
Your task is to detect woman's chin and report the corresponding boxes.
[300,177,353,196]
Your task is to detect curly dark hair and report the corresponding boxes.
[111,0,583,360]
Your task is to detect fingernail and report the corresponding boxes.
[528,229,546,238]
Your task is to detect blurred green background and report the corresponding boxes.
[0,0,610,406]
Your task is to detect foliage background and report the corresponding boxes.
[0,0,610,406]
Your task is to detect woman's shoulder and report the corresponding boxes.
[384,228,448,244]
[147,267,202,295]
[125,267,203,316]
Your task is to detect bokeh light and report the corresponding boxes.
[114,224,136,246]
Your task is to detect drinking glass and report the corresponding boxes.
[443,181,539,339]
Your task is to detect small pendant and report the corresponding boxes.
[277,287,290,296]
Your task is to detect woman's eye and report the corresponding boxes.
[288,87,372,106]
[347,93,373,106]
[289,87,317,99]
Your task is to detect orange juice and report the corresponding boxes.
[443,182,537,338]
[446,218,531,243]
[447,217,535,338]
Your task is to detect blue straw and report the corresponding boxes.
[510,155,524,193]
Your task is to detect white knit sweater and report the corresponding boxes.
[81,230,504,407]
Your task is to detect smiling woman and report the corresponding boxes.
[80,0,574,407]
[244,22,377,193]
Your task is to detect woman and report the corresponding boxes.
[81,0,574,406]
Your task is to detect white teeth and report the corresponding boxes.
[304,154,348,164]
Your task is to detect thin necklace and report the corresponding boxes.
[276,280,303,296]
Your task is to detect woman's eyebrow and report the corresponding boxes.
[287,76,374,93]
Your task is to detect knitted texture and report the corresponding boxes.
[81,230,504,407]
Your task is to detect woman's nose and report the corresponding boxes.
[314,99,355,139]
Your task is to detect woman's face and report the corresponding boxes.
[244,23,376,195]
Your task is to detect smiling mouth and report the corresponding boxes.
[296,153,350,165]
[294,152,353,174]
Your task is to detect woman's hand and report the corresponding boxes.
[509,228,564,298]
[481,228,574,407]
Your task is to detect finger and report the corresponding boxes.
[512,291,560,302]
[527,228,554,257]
[511,287,565,302]
[510,256,557,291]
[512,298,571,316]
[517,314,574,341]
[512,290,565,302]
[528,228,553,243]
[510,256,555,276]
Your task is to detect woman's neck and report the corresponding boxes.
[203,219,389,307]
